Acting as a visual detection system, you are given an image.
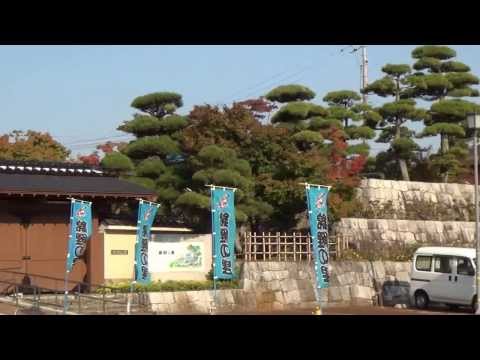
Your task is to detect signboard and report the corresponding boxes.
[149,241,204,272]
[111,250,128,255]
[305,185,330,289]
[66,199,92,272]
[211,187,236,280]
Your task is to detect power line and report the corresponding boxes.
[236,65,316,104]
[218,47,348,106]
[218,64,315,106]
[67,46,357,150]
[217,68,295,103]
[64,134,132,146]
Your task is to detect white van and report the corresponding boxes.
[410,247,477,312]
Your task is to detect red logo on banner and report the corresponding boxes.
[144,207,153,222]
[76,207,86,217]
[316,193,326,209]
[218,194,228,209]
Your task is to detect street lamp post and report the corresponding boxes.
[467,112,480,314]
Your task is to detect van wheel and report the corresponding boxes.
[472,296,478,314]
[415,291,429,310]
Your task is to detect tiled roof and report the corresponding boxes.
[0,160,155,199]
[0,160,103,176]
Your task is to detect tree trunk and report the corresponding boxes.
[440,134,450,183]
[395,121,410,181]
[441,134,449,154]
[399,159,410,181]
[443,172,449,183]
[395,78,400,101]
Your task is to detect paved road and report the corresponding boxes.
[214,305,473,315]
[0,302,51,315]
[0,300,473,315]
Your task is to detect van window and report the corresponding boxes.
[457,257,475,276]
[415,255,432,271]
[434,256,453,274]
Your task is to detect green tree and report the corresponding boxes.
[363,64,426,181]
[175,144,253,232]
[180,105,274,231]
[418,99,480,181]
[263,84,366,228]
[407,45,479,182]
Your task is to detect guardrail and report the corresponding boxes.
[0,270,150,314]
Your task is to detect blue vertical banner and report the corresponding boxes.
[66,199,93,273]
[305,184,330,289]
[211,187,236,280]
[134,200,160,284]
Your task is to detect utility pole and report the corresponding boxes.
[340,45,369,104]
[467,112,480,315]
[360,46,368,104]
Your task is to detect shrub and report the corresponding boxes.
[265,84,316,103]
[356,198,474,222]
[101,152,134,174]
[136,157,166,178]
[338,242,420,262]
[124,176,156,190]
[123,136,180,159]
[96,279,240,294]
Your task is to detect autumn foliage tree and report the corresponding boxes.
[77,141,127,166]
[0,130,70,161]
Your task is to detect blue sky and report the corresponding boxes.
[0,45,479,157]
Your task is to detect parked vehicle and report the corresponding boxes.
[410,247,477,313]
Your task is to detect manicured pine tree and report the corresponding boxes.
[105,92,189,219]
[362,64,427,181]
[321,90,378,157]
[406,45,480,182]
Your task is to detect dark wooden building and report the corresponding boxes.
[0,160,156,292]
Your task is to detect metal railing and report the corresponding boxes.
[0,270,151,315]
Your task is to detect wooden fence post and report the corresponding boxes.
[293,232,296,262]
[262,232,266,261]
[268,232,271,261]
[307,235,311,262]
[277,231,282,261]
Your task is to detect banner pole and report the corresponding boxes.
[210,186,217,315]
[63,270,69,314]
[213,269,217,314]
[127,264,134,315]
[129,200,142,315]
[63,198,75,315]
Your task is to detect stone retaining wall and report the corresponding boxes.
[357,178,474,215]
[332,179,477,248]
[147,261,411,314]
[335,218,475,248]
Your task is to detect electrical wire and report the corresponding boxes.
[62,46,362,151]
